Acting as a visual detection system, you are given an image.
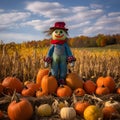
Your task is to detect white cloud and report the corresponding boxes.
[108,12,120,17]
[25,1,69,18]
[83,12,120,35]
[21,19,57,31]
[0,11,31,31]
[24,2,104,33]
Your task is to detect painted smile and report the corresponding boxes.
[55,34,64,38]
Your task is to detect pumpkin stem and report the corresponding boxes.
[60,85,64,88]
[48,72,52,77]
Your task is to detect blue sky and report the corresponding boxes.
[0,0,120,43]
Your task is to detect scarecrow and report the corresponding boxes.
[44,22,76,85]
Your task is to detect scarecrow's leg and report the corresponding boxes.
[51,54,59,80]
[59,55,67,84]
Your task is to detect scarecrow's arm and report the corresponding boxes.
[46,44,54,57]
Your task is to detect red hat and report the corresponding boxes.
[50,22,68,31]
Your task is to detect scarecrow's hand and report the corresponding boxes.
[44,57,52,68]
[67,56,76,63]
[44,57,52,64]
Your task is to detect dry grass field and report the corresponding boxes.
[0,44,120,83]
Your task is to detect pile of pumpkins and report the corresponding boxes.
[0,68,120,120]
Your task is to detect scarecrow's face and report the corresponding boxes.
[52,29,67,40]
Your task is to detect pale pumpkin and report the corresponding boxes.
[36,104,52,117]
[60,107,76,120]
[66,72,83,90]
[84,105,103,120]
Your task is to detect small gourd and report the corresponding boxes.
[84,105,103,120]
[36,104,52,117]
[73,88,85,96]
[60,107,76,120]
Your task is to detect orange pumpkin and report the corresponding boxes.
[36,68,49,87]
[21,87,36,97]
[36,88,48,97]
[73,88,85,96]
[41,73,58,94]
[2,77,23,94]
[57,85,72,97]
[96,76,115,93]
[8,98,33,120]
[116,87,120,94]
[26,82,40,91]
[95,85,110,95]
[102,106,118,119]
[74,101,90,116]
[0,83,4,94]
[83,80,97,94]
[66,71,83,90]
[0,110,3,119]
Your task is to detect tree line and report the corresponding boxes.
[0,34,120,49]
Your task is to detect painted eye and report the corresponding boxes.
[55,31,58,33]
[60,31,63,34]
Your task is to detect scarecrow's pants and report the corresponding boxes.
[51,54,67,80]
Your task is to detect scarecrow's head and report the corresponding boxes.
[45,22,68,40]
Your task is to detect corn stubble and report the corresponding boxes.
[0,46,120,83]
